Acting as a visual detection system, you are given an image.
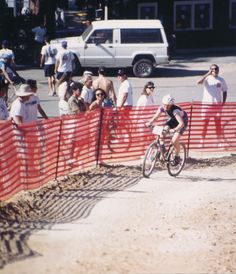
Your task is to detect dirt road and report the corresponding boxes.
[1,155,236,274]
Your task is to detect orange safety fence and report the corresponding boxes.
[0,102,236,201]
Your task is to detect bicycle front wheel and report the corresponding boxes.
[142,141,159,178]
[167,143,186,177]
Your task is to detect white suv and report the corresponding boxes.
[52,19,170,77]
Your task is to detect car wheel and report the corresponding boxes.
[133,58,153,77]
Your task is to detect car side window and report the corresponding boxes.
[121,28,163,43]
[87,29,113,44]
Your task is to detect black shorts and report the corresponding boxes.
[56,71,72,80]
[44,64,55,77]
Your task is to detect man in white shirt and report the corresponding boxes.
[55,40,74,88]
[116,69,133,107]
[25,79,48,122]
[10,84,34,125]
[197,64,228,144]
[40,36,57,96]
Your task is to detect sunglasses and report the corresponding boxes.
[96,93,104,96]
[211,67,218,71]
[147,86,155,89]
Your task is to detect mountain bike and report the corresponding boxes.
[142,125,186,177]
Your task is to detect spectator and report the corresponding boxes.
[0,53,25,103]
[0,82,9,121]
[136,81,156,107]
[32,22,47,65]
[25,79,48,122]
[79,70,93,84]
[57,76,70,116]
[116,69,133,107]
[40,36,57,96]
[68,82,86,114]
[89,88,106,111]
[93,66,116,106]
[10,84,34,125]
[81,75,94,109]
[0,40,15,64]
[55,40,74,89]
[197,64,228,145]
[55,6,66,29]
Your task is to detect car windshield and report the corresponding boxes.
[81,25,93,41]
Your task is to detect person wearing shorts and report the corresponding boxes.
[40,36,57,96]
[147,94,188,164]
[55,40,74,89]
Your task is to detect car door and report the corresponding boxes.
[84,29,115,66]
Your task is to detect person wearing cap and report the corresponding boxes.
[116,69,133,107]
[93,66,116,107]
[0,40,15,64]
[40,36,57,96]
[0,82,9,122]
[25,79,48,122]
[81,75,94,110]
[79,70,93,85]
[10,84,34,125]
[0,53,24,103]
[146,94,188,164]
[55,40,75,89]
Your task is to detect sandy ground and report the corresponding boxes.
[1,154,236,274]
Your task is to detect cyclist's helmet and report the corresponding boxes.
[162,94,175,105]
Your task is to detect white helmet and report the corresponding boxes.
[162,94,175,105]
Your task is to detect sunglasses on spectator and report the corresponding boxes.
[147,86,155,89]
[96,93,104,96]
[211,67,218,71]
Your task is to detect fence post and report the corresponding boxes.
[96,108,104,167]
[187,101,194,157]
[55,118,63,180]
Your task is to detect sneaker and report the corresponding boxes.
[173,155,181,166]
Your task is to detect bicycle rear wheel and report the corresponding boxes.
[142,141,159,178]
[167,143,186,177]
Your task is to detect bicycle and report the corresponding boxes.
[107,108,132,153]
[142,125,186,177]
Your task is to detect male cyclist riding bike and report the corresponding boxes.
[146,94,188,164]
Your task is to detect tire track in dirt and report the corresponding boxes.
[0,155,235,270]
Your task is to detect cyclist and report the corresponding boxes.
[146,94,188,164]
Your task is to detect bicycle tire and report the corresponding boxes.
[142,140,159,178]
[108,126,131,153]
[222,119,236,147]
[167,143,186,177]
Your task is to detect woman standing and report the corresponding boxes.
[136,81,156,107]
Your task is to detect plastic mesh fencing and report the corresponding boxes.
[1,102,236,200]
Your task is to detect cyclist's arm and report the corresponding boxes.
[147,108,162,125]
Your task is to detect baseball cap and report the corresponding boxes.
[117,68,126,76]
[98,66,106,73]
[83,70,93,76]
[2,40,9,46]
[61,40,67,48]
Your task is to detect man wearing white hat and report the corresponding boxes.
[10,84,34,125]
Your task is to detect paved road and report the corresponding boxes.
[17,52,236,117]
